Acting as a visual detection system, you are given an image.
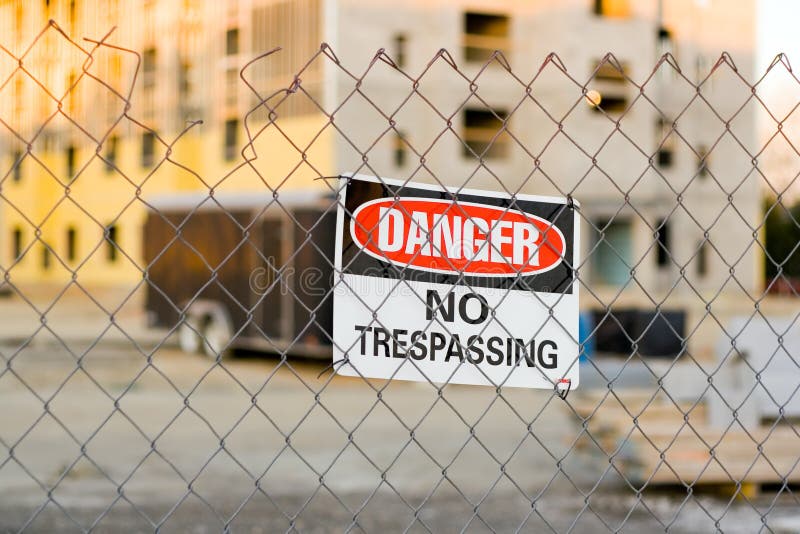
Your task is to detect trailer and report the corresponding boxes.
[143,190,337,358]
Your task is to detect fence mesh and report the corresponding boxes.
[1,21,800,532]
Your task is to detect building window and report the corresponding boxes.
[106,224,118,263]
[224,119,238,161]
[697,240,708,277]
[66,71,77,114]
[225,28,239,56]
[141,131,155,167]
[12,150,22,182]
[588,59,630,115]
[66,145,76,179]
[593,0,630,17]
[658,27,674,58]
[656,117,674,168]
[657,27,677,80]
[589,93,628,115]
[66,226,77,262]
[593,219,633,286]
[656,219,670,268]
[105,136,118,173]
[12,227,22,260]
[462,108,510,159]
[142,47,156,89]
[394,34,407,68]
[593,60,628,83]
[697,145,708,178]
[463,12,509,63]
[42,245,51,270]
[179,60,192,98]
[394,130,407,167]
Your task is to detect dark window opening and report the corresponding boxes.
[697,240,708,276]
[656,219,670,267]
[697,145,709,178]
[141,131,155,167]
[658,148,673,167]
[12,150,22,182]
[394,130,407,167]
[42,245,51,270]
[142,48,156,73]
[12,227,22,260]
[224,118,238,161]
[462,108,510,159]
[66,145,76,179]
[591,309,685,357]
[656,117,675,168]
[226,28,239,56]
[106,224,118,263]
[587,59,632,115]
[66,226,77,262]
[105,136,118,173]
[592,59,629,83]
[142,47,156,88]
[66,71,77,113]
[394,34,407,68]
[463,12,509,63]
[179,60,192,102]
[658,26,675,60]
[590,94,628,114]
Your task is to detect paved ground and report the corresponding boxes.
[1,290,799,532]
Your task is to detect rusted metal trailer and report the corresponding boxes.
[143,190,337,358]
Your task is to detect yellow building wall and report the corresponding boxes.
[2,115,335,288]
[0,0,335,289]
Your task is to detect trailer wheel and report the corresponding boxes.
[200,310,233,359]
[178,315,202,354]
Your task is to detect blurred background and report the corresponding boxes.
[1,0,800,531]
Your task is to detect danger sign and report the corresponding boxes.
[351,198,566,276]
[333,174,580,390]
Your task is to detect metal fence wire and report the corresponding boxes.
[3,21,800,533]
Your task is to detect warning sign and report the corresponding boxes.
[333,174,580,390]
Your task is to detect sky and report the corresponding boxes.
[757,0,800,73]
[755,0,800,198]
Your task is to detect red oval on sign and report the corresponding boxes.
[350,197,566,277]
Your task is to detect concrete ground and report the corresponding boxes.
[1,289,799,532]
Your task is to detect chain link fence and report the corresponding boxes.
[2,21,800,532]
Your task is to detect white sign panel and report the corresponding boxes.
[333,174,580,390]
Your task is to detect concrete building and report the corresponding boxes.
[325,0,762,359]
[0,0,762,357]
